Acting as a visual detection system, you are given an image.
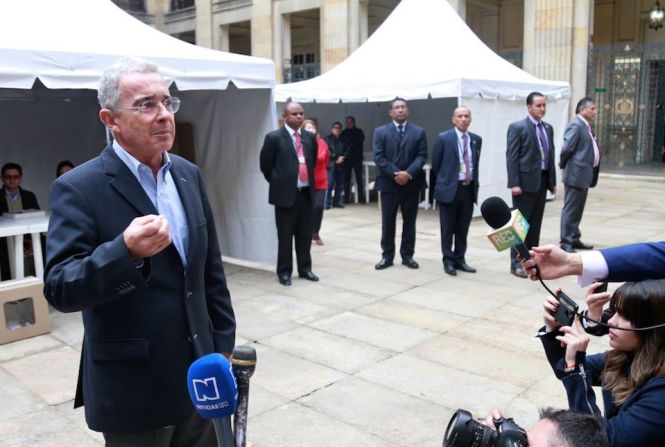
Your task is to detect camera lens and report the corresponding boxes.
[443,409,495,447]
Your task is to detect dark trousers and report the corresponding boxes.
[326,164,344,207]
[275,188,313,276]
[103,409,216,447]
[560,184,589,245]
[438,183,474,265]
[312,189,326,234]
[343,156,365,203]
[380,189,419,260]
[511,171,549,265]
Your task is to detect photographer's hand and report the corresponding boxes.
[543,293,561,332]
[555,316,590,366]
[585,282,611,323]
[482,408,503,431]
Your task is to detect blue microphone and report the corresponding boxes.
[187,353,238,446]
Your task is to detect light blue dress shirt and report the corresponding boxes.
[113,141,189,266]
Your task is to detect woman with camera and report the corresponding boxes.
[539,280,665,446]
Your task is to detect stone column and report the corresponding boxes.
[273,13,290,83]
[219,24,230,52]
[321,0,350,73]
[251,1,275,77]
[523,0,592,114]
[359,0,369,44]
[146,0,166,28]
[195,0,213,48]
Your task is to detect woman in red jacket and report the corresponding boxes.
[303,119,329,245]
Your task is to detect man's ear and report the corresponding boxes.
[99,108,117,131]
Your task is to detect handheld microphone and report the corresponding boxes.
[480,196,532,262]
[232,345,257,447]
[187,353,238,447]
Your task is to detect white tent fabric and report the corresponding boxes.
[0,0,278,264]
[275,0,571,212]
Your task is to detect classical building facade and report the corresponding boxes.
[115,0,665,168]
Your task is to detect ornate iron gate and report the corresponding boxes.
[587,43,665,168]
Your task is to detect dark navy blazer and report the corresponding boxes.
[44,145,235,433]
[372,122,427,193]
[431,128,482,204]
[601,241,665,282]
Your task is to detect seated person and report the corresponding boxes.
[1,162,40,280]
[539,280,665,446]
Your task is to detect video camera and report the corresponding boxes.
[443,409,528,447]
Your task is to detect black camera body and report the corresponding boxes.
[553,291,579,327]
[444,409,528,447]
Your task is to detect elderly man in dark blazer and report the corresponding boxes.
[260,101,319,286]
[432,106,481,276]
[559,97,600,253]
[43,58,236,445]
[506,91,557,278]
[373,98,427,270]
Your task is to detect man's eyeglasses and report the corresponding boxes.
[111,97,181,114]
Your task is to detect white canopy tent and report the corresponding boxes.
[0,0,277,263]
[276,0,571,209]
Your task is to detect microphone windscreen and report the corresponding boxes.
[187,353,238,419]
[480,197,512,229]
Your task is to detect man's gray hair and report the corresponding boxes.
[97,57,160,109]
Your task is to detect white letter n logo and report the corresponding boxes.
[193,377,220,402]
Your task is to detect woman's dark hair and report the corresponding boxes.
[56,160,75,177]
[603,280,665,405]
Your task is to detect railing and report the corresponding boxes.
[171,0,195,10]
[111,0,146,12]
[282,63,320,83]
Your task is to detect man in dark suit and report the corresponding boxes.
[1,162,41,280]
[260,101,319,286]
[373,98,427,270]
[432,106,481,276]
[506,91,557,278]
[341,116,366,203]
[324,121,348,209]
[43,58,236,445]
[559,97,600,253]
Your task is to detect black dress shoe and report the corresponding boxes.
[572,240,594,250]
[455,262,477,273]
[560,244,576,253]
[444,263,457,276]
[278,274,292,286]
[299,271,319,281]
[402,258,419,269]
[511,264,527,278]
[375,258,394,270]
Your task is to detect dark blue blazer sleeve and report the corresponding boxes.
[601,241,665,282]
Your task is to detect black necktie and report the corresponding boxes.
[397,124,404,139]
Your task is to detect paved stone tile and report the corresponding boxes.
[411,334,549,387]
[0,334,63,363]
[250,344,347,401]
[356,299,472,333]
[357,354,522,416]
[0,367,47,420]
[248,402,395,447]
[52,402,104,445]
[3,346,79,405]
[247,383,291,418]
[263,326,394,374]
[318,271,415,297]
[299,377,449,446]
[312,311,437,351]
[279,282,384,310]
[242,293,339,325]
[0,406,100,447]
[390,286,505,317]
[48,311,84,347]
[233,301,300,342]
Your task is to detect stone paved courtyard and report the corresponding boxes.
[1,174,664,446]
